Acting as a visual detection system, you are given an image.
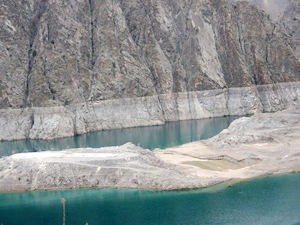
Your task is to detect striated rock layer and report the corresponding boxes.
[0,0,300,140]
[1,81,300,141]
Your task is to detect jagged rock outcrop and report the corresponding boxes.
[0,0,300,140]
[233,0,300,61]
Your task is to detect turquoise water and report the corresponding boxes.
[1,173,300,225]
[0,116,240,157]
[1,115,299,225]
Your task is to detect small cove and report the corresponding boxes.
[0,116,240,157]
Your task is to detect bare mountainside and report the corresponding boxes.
[280,0,300,60]
[230,0,292,20]
[232,0,300,61]
[0,0,300,140]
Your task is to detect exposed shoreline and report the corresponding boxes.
[1,82,300,141]
[0,170,298,194]
[0,105,300,193]
[155,105,300,187]
[0,143,215,192]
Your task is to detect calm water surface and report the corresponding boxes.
[1,116,299,225]
[1,174,300,225]
[0,116,240,157]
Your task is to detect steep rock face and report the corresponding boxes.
[0,1,31,108]
[213,0,300,87]
[0,0,300,140]
[1,0,299,108]
[233,0,300,61]
[280,0,300,60]
[230,0,291,20]
[1,82,300,141]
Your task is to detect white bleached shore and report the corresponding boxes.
[1,106,300,192]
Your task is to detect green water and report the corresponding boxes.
[0,116,240,157]
[1,173,300,224]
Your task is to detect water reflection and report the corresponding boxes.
[0,116,240,157]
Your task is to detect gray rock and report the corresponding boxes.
[1,82,300,141]
[230,0,292,20]
[0,143,209,191]
[0,0,300,140]
[154,105,300,185]
[2,106,300,192]
[280,0,300,60]
[206,105,300,150]
[232,0,300,61]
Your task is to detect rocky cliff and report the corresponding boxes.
[230,0,292,20]
[280,0,300,60]
[233,0,300,61]
[1,0,300,140]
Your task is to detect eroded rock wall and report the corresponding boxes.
[1,82,299,141]
[0,0,300,140]
[232,0,300,61]
[230,0,292,20]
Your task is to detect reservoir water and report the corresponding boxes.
[0,116,240,157]
[1,173,300,225]
[1,116,299,224]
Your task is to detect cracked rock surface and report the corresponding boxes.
[0,0,300,140]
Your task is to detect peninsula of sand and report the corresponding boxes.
[1,106,300,192]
